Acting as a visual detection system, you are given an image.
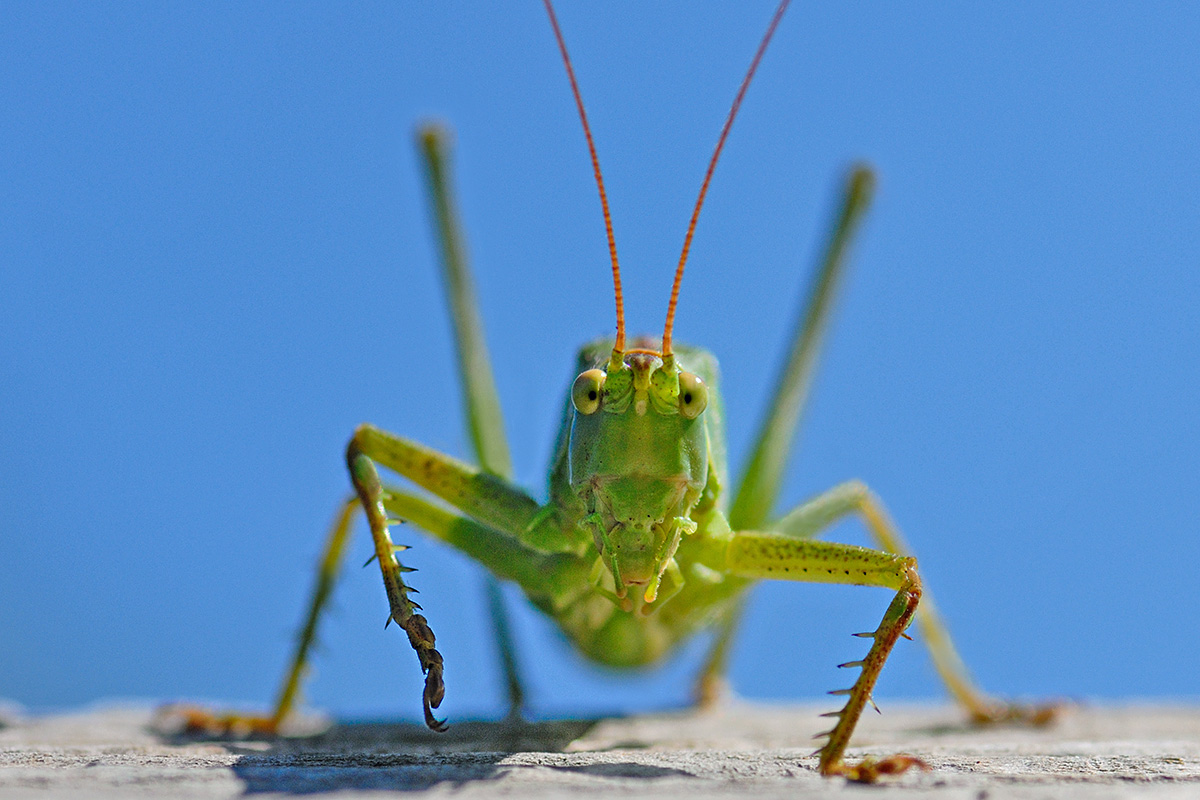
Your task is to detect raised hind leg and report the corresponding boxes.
[703,163,1055,733]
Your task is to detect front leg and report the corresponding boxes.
[345,427,594,732]
[347,439,446,731]
[726,533,928,781]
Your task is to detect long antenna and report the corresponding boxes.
[543,0,626,356]
[661,0,792,358]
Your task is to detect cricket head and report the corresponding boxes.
[568,346,709,606]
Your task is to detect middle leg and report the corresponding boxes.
[724,532,927,781]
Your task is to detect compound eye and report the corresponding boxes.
[571,368,606,414]
[678,371,707,419]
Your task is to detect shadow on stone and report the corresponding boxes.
[232,752,510,794]
[166,717,610,794]
[230,753,694,795]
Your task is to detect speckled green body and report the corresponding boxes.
[188,21,1053,779]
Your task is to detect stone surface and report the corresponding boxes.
[1,702,1198,798]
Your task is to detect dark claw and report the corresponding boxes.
[423,667,447,732]
[423,704,448,732]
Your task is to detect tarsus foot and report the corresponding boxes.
[153,704,280,738]
[824,754,931,783]
[970,699,1063,727]
[401,613,447,732]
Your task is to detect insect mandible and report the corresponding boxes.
[177,0,1057,782]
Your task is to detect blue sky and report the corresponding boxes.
[2,2,1198,721]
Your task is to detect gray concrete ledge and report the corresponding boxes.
[1,703,1198,798]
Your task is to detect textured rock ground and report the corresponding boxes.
[1,703,1198,798]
